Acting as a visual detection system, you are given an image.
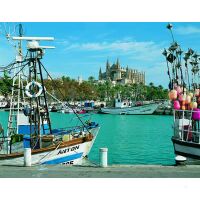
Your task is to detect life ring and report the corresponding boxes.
[25,81,43,98]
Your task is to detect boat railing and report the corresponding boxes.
[173,109,200,143]
[50,121,99,143]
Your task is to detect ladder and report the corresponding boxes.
[7,66,28,138]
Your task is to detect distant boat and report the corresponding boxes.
[77,109,86,114]
[0,101,8,109]
[0,96,9,109]
[100,98,159,115]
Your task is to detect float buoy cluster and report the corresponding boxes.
[168,84,200,120]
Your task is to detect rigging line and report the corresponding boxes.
[186,62,190,91]
[35,140,64,165]
[0,53,29,72]
[170,29,175,43]
[4,55,29,80]
[0,61,22,72]
[9,62,28,81]
[39,61,92,133]
[166,60,171,82]
[0,58,16,69]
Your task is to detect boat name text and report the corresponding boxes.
[57,145,80,155]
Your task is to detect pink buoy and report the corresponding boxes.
[176,86,182,95]
[195,89,200,97]
[178,94,186,101]
[192,108,200,120]
[173,100,181,110]
[174,83,178,89]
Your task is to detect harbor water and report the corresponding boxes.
[0,111,175,165]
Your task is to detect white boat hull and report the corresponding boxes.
[0,102,8,108]
[172,137,200,160]
[0,141,93,166]
[0,127,100,166]
[100,103,159,115]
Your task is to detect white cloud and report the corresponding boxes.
[58,38,169,85]
[64,40,158,52]
[62,39,166,63]
[145,62,169,87]
[175,26,200,35]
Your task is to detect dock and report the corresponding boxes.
[0,164,200,178]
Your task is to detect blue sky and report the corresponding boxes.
[1,22,200,88]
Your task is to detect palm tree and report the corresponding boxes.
[88,76,95,84]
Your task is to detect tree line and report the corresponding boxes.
[0,74,168,102]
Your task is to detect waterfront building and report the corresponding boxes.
[98,59,145,85]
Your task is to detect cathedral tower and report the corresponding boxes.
[106,59,110,79]
[99,67,102,80]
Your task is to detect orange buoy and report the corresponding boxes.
[185,95,191,104]
[168,90,177,100]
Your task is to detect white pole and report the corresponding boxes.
[99,148,108,167]
[6,137,11,154]
[24,148,32,167]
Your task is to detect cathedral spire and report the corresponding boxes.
[99,67,102,80]
[116,58,120,69]
[106,59,110,70]
[106,59,110,79]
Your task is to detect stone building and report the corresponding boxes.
[98,59,145,85]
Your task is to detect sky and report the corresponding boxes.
[1,22,200,88]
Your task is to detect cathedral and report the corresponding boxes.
[98,59,145,85]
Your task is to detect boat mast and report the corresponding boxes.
[12,37,55,148]
[6,24,26,154]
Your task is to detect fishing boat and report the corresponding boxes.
[100,98,159,115]
[163,23,200,164]
[0,96,8,109]
[0,25,100,166]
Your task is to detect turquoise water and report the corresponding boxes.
[0,111,175,165]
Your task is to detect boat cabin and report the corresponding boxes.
[174,110,200,143]
[115,98,132,108]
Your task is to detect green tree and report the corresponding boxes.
[0,72,12,97]
[88,76,95,84]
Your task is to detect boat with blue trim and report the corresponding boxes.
[0,24,100,166]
